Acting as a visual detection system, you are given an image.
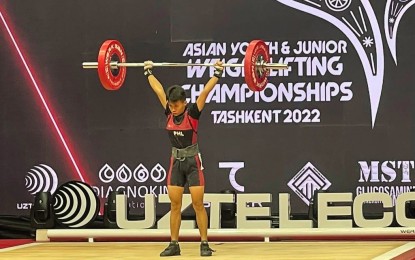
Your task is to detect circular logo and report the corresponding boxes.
[151,163,167,183]
[25,164,58,195]
[325,0,352,12]
[52,181,100,228]
[98,163,114,183]
[133,163,149,183]
[116,164,132,183]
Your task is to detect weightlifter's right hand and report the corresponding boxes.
[144,60,153,77]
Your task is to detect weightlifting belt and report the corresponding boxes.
[172,143,199,159]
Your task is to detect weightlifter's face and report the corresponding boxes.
[168,100,187,116]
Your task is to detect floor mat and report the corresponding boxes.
[0,239,34,249]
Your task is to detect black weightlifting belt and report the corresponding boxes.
[172,143,199,159]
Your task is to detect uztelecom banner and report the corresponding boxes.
[0,0,414,216]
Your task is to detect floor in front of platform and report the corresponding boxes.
[0,241,412,260]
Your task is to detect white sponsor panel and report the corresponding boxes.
[115,191,415,229]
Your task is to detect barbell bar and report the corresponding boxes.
[82,39,289,91]
[82,62,287,69]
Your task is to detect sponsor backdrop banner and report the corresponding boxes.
[0,0,414,216]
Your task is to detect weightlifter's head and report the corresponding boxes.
[166,85,187,116]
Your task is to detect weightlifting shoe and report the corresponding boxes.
[160,241,181,257]
[200,241,215,257]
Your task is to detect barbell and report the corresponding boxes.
[82,39,289,91]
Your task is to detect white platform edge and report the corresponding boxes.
[36,227,415,242]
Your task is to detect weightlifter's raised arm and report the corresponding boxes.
[143,60,167,108]
[196,60,223,112]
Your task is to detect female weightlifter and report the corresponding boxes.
[144,60,224,257]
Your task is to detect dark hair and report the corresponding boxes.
[166,85,186,102]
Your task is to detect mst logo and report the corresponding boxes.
[358,161,414,182]
[288,162,331,205]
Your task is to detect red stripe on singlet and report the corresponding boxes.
[167,156,174,186]
[189,116,198,144]
[194,155,205,186]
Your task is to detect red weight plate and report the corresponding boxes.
[97,40,127,90]
[244,40,270,91]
